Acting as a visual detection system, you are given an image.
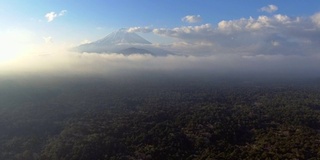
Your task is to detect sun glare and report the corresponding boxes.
[0,42,28,63]
[0,29,37,63]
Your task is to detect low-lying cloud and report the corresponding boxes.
[1,50,320,80]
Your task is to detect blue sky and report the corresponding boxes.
[1,0,320,76]
[1,0,320,46]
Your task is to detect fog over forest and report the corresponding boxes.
[1,50,320,81]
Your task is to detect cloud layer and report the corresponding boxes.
[128,12,320,57]
[1,50,319,80]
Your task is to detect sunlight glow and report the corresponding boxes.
[0,43,25,63]
[0,29,35,63]
[0,39,36,63]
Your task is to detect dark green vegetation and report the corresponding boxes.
[1,75,320,160]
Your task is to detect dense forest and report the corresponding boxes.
[1,74,320,160]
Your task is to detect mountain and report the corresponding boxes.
[94,28,152,45]
[74,28,173,56]
[118,47,153,55]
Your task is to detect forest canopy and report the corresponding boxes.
[1,74,320,160]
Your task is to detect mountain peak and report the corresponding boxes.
[94,28,151,45]
[74,28,173,56]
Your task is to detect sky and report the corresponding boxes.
[1,1,320,78]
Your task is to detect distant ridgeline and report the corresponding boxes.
[73,28,173,56]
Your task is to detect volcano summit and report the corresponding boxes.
[74,29,172,56]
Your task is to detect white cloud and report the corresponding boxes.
[182,15,202,23]
[45,10,67,22]
[311,12,320,27]
[274,14,290,23]
[45,12,57,22]
[271,41,280,46]
[153,24,212,37]
[80,39,91,44]
[139,13,320,57]
[127,27,153,33]
[122,12,320,57]
[260,4,278,13]
[43,36,53,44]
[59,10,67,16]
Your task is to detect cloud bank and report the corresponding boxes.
[1,50,319,80]
[128,12,320,57]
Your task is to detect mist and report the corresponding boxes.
[1,49,320,83]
